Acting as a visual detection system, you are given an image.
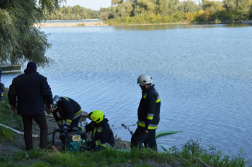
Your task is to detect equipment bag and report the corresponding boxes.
[69,142,80,152]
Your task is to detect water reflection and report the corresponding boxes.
[114,23,252,31]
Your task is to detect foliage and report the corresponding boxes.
[103,0,252,25]
[0,0,63,66]
[223,0,252,12]
[45,5,100,20]
[178,0,201,14]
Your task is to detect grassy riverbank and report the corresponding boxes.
[0,91,251,166]
[0,140,250,167]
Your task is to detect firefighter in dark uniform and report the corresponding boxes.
[84,110,115,152]
[131,74,161,150]
[51,95,84,132]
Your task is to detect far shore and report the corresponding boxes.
[44,19,101,21]
[34,20,252,27]
[34,22,108,27]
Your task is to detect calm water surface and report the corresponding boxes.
[2,24,252,163]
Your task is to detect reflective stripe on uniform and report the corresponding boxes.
[146,113,154,120]
[65,119,72,126]
[61,97,69,101]
[66,119,72,123]
[143,94,160,103]
[156,96,161,103]
[57,120,63,125]
[137,120,158,130]
[93,127,97,140]
[81,127,86,132]
[97,127,103,133]
[95,140,112,149]
[74,109,82,116]
[73,111,82,120]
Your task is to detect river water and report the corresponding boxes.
[2,23,252,164]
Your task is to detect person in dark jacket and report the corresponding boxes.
[84,110,115,152]
[51,95,83,132]
[0,70,3,101]
[131,74,161,150]
[8,62,53,150]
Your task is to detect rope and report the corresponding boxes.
[0,123,39,138]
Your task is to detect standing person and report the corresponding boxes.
[8,62,53,150]
[131,74,161,150]
[0,69,3,101]
[51,95,83,132]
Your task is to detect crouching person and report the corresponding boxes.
[84,110,115,152]
[51,95,84,134]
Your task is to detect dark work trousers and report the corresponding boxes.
[92,145,106,152]
[131,126,157,150]
[21,113,48,150]
[69,115,80,129]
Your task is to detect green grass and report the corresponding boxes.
[0,95,22,142]
[0,126,14,142]
[0,96,23,128]
[0,94,251,167]
[0,140,251,167]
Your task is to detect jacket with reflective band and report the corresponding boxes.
[85,118,115,149]
[52,97,81,126]
[137,85,161,130]
[0,70,2,100]
[8,70,53,115]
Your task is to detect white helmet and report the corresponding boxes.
[137,74,152,86]
[52,95,60,109]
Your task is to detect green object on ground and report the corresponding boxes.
[156,131,181,139]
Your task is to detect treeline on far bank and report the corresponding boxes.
[45,5,100,20]
[100,0,252,25]
[45,0,252,23]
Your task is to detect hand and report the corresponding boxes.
[52,107,57,112]
[143,130,148,134]
[87,141,95,149]
[11,105,16,112]
[49,104,52,110]
[59,125,63,130]
[62,125,69,131]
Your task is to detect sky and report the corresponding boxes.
[64,0,112,10]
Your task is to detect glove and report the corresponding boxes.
[59,125,63,130]
[62,125,70,131]
[87,141,96,149]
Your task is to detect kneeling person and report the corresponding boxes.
[84,110,115,152]
[52,95,83,132]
